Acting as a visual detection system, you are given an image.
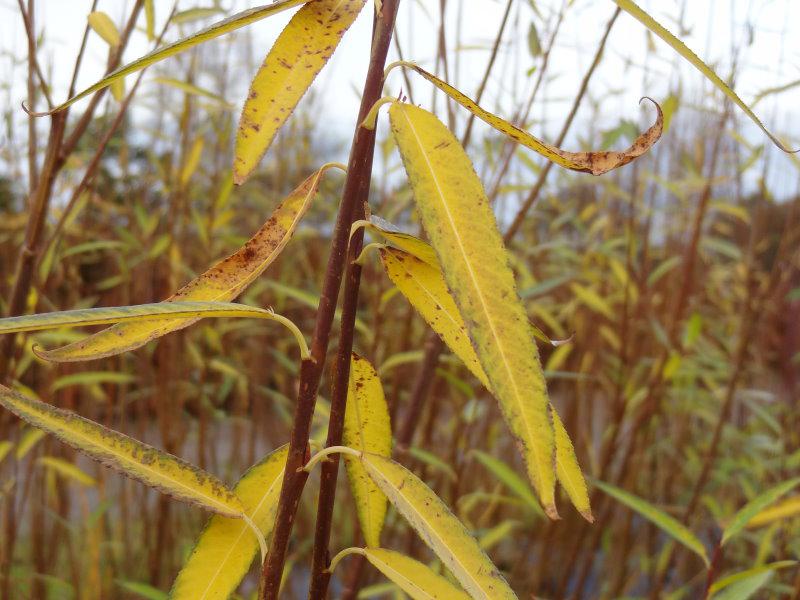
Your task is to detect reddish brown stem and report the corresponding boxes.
[257,3,401,598]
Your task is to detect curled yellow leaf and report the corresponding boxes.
[386,62,663,176]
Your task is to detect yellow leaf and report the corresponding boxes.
[234,0,367,184]
[341,547,471,600]
[0,441,12,464]
[379,247,487,387]
[359,453,517,600]
[381,247,590,520]
[614,0,799,153]
[387,62,663,176]
[110,77,125,102]
[36,166,340,362]
[16,428,45,459]
[353,218,440,267]
[170,445,288,600]
[87,11,121,47]
[0,384,244,518]
[389,102,557,517]
[37,456,96,487]
[144,0,155,41]
[569,283,615,320]
[40,1,310,114]
[746,496,800,529]
[551,406,592,522]
[342,354,391,547]
[180,138,204,186]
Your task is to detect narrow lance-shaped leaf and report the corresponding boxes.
[170,445,289,600]
[746,496,800,529]
[37,456,96,487]
[88,11,121,47]
[389,102,557,517]
[359,452,518,600]
[709,561,797,598]
[234,0,367,184]
[721,478,800,545]
[594,479,709,566]
[375,234,586,520]
[710,569,776,600]
[37,1,310,114]
[0,384,244,518]
[471,450,543,517]
[342,354,391,548]
[0,301,307,358]
[330,547,470,600]
[613,0,799,153]
[353,217,440,267]
[37,165,340,362]
[387,62,663,176]
[550,406,592,522]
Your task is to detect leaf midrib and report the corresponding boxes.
[397,106,545,493]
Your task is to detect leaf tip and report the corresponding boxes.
[544,503,560,521]
[580,509,595,523]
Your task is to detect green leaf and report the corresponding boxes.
[721,478,800,545]
[594,479,708,566]
[471,450,543,518]
[711,569,775,600]
[709,561,796,598]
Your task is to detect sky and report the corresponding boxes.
[1,0,799,197]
